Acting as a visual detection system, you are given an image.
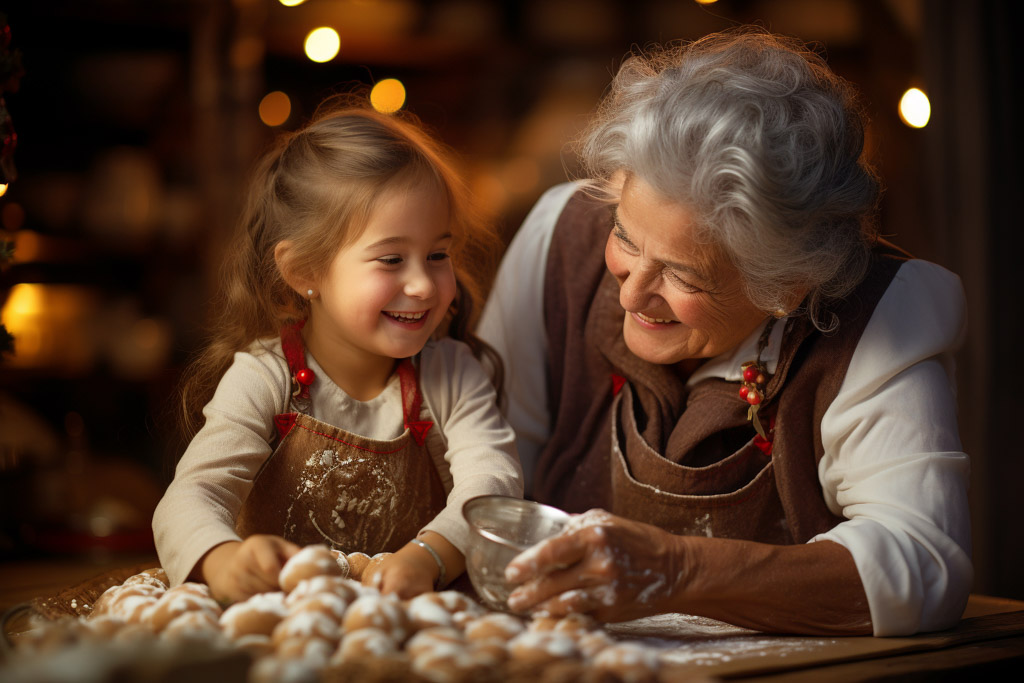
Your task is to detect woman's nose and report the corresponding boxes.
[617,264,658,312]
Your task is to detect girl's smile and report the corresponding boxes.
[383,309,430,327]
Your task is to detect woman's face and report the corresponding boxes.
[604,175,767,365]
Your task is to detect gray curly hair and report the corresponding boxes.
[579,28,881,331]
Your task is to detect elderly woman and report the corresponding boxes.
[477,29,970,637]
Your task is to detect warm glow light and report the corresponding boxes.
[279,0,307,6]
[4,283,43,318]
[694,0,719,5]
[0,284,102,371]
[259,91,292,127]
[899,87,931,128]
[370,78,407,114]
[1,284,45,359]
[0,184,7,197]
[305,27,341,63]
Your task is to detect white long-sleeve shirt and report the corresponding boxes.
[153,337,523,586]
[477,182,972,636]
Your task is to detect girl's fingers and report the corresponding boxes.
[249,536,299,581]
[276,538,302,559]
[251,546,283,580]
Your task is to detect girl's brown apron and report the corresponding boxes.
[235,324,447,554]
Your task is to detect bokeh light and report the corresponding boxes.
[694,0,719,5]
[304,27,341,63]
[259,91,292,127]
[899,87,931,128]
[370,78,407,114]
[0,184,7,197]
[279,0,307,6]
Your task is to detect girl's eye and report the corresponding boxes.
[377,256,403,266]
[427,251,450,262]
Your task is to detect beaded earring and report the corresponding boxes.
[307,289,314,298]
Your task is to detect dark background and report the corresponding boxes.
[0,0,1020,603]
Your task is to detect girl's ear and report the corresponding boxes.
[274,241,316,297]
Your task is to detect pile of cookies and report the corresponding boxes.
[7,545,665,682]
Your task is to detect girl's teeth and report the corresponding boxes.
[387,311,426,322]
[637,312,674,324]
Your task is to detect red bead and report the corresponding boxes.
[295,368,315,386]
[742,366,758,382]
[746,390,762,405]
[739,385,749,400]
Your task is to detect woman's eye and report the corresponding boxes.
[377,256,403,266]
[665,269,703,294]
[613,226,639,253]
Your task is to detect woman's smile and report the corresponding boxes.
[632,311,679,326]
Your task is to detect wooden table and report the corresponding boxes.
[2,556,1023,680]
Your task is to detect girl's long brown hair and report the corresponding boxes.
[179,98,502,441]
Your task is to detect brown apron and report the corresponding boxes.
[235,324,447,554]
[539,190,905,544]
[610,381,790,543]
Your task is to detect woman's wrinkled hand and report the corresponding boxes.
[504,509,687,622]
[200,534,301,604]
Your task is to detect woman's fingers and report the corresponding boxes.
[507,565,606,613]
[504,510,686,621]
[505,529,591,584]
[533,586,615,617]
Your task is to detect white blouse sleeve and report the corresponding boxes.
[418,339,524,553]
[152,348,288,586]
[477,181,580,494]
[813,259,973,636]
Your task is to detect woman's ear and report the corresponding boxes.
[274,241,316,298]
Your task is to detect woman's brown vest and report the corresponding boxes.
[537,191,905,544]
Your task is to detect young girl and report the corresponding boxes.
[153,101,523,604]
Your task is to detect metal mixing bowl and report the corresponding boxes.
[462,495,570,612]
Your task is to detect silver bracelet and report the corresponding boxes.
[411,538,446,590]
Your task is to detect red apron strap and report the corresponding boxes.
[281,320,314,400]
[397,358,433,446]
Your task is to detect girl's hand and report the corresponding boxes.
[364,544,437,599]
[504,509,687,622]
[365,532,466,599]
[200,534,301,604]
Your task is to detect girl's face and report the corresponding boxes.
[604,175,767,365]
[310,181,457,367]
